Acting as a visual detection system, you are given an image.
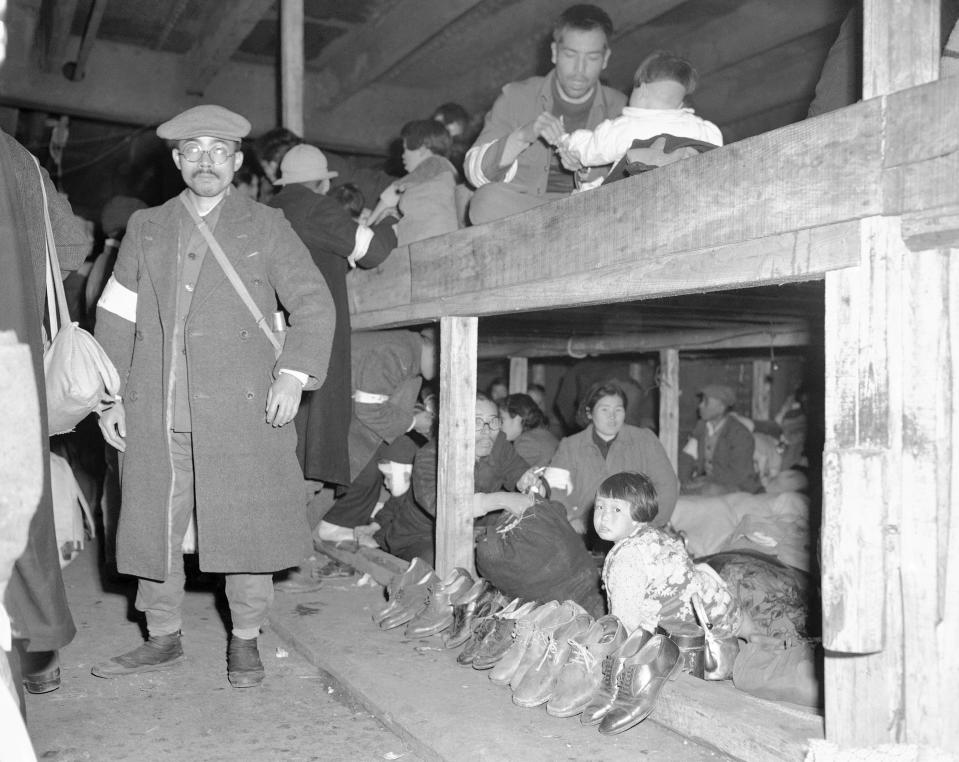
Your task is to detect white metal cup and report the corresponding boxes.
[542,467,572,492]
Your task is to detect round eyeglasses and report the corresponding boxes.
[475,416,502,432]
[178,143,235,166]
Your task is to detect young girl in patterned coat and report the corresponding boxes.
[595,471,749,638]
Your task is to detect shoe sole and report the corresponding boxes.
[91,654,186,678]
[545,702,587,718]
[23,680,61,694]
[229,672,265,688]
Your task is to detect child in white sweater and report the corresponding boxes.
[559,51,722,172]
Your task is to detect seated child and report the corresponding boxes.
[369,119,459,246]
[557,50,722,176]
[595,471,746,637]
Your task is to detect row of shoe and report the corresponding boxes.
[372,558,682,736]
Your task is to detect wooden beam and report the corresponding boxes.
[751,360,772,420]
[349,219,862,329]
[475,324,810,360]
[508,357,527,395]
[823,0,944,748]
[34,0,79,72]
[310,0,485,109]
[659,349,680,472]
[281,0,304,136]
[435,317,477,578]
[185,0,275,95]
[66,0,107,82]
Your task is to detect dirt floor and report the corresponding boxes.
[24,544,422,762]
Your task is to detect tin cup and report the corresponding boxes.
[657,622,706,679]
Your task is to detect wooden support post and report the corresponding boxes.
[530,363,546,388]
[508,356,527,395]
[280,0,304,136]
[751,360,772,420]
[658,349,680,472]
[436,317,477,578]
[823,0,951,748]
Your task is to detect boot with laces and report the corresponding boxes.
[404,568,474,638]
[509,601,588,691]
[91,632,185,678]
[373,557,434,625]
[512,609,592,707]
[598,634,681,735]
[456,595,514,665]
[470,600,538,670]
[488,602,561,686]
[580,627,652,725]
[547,615,627,717]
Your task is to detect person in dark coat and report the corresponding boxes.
[0,127,91,701]
[316,330,436,546]
[92,106,336,688]
[268,144,396,489]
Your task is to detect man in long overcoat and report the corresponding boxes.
[92,106,335,688]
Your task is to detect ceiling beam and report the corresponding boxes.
[310,0,486,109]
[66,0,107,82]
[34,0,79,72]
[476,323,811,359]
[184,0,275,95]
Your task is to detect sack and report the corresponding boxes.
[34,156,119,434]
[49,452,95,567]
[475,498,604,617]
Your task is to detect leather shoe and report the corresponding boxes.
[512,608,592,707]
[373,557,433,625]
[20,649,61,694]
[510,602,588,692]
[456,595,515,665]
[580,627,651,725]
[598,634,681,735]
[443,580,494,649]
[547,615,627,718]
[471,601,538,670]
[92,633,185,678]
[227,636,265,688]
[488,601,561,686]
[404,568,474,638]
[379,570,438,630]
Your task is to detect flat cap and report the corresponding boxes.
[699,384,737,408]
[156,105,251,142]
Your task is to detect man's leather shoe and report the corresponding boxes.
[227,636,265,688]
[20,649,61,694]
[91,633,185,678]
[443,579,494,649]
[471,600,538,670]
[598,634,681,734]
[379,570,438,630]
[513,609,592,707]
[373,557,433,625]
[488,601,561,686]
[580,627,651,725]
[456,596,516,665]
[547,615,627,718]
[405,568,474,638]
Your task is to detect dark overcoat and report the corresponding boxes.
[0,128,89,651]
[96,191,335,580]
[269,184,395,485]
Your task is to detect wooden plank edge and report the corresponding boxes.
[350,221,860,329]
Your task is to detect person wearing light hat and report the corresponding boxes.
[92,104,336,687]
[267,143,397,588]
[679,384,762,495]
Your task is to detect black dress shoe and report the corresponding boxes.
[598,634,681,735]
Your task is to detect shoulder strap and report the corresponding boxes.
[178,195,282,356]
[33,156,70,340]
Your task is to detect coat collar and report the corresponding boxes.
[143,186,254,229]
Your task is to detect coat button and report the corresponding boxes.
[252,279,262,287]
[135,329,143,340]
[185,283,194,292]
[245,391,255,400]
[239,329,249,339]
[188,252,197,260]
[128,391,138,402]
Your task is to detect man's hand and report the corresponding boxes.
[557,145,584,172]
[354,522,380,549]
[98,401,127,452]
[412,408,434,436]
[379,183,401,208]
[266,374,303,427]
[518,112,566,146]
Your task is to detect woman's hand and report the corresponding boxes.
[516,466,543,494]
[98,401,127,452]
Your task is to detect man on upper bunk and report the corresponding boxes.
[679,384,762,496]
[464,4,625,225]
